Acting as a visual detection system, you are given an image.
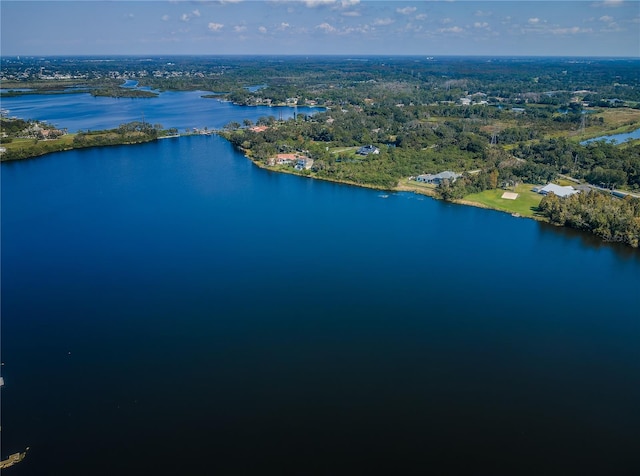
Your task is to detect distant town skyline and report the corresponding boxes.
[2,1,639,57]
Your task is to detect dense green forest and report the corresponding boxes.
[3,55,640,105]
[539,191,640,247]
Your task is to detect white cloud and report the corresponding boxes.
[342,10,361,17]
[474,22,489,29]
[475,10,492,18]
[397,7,417,15]
[161,14,170,21]
[208,22,224,32]
[441,18,452,24]
[552,26,593,34]
[344,24,370,35]
[373,18,394,26]
[304,0,336,7]
[316,22,336,33]
[439,26,464,33]
[192,9,201,17]
[300,0,359,9]
[234,25,247,32]
[181,13,190,22]
[528,18,540,24]
[599,15,614,21]
[258,26,268,33]
[277,22,290,30]
[592,0,625,8]
[415,14,428,21]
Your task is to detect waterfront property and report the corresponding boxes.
[268,153,312,168]
[535,183,580,198]
[416,171,461,185]
[295,157,314,171]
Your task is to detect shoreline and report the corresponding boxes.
[239,148,550,222]
[3,133,635,246]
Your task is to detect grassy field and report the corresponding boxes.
[462,183,544,218]
[1,135,77,160]
[395,177,438,197]
[1,130,157,161]
[596,108,640,129]
[330,146,359,155]
[3,135,75,150]
[566,107,640,142]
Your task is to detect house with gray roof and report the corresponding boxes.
[416,171,461,185]
[536,183,580,198]
[357,145,380,156]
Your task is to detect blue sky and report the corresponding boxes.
[2,1,639,56]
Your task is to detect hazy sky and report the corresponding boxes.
[2,1,639,56]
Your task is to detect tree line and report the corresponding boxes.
[539,191,640,247]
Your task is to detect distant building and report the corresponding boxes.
[536,183,580,198]
[269,153,312,168]
[416,171,461,185]
[294,157,314,170]
[357,145,379,156]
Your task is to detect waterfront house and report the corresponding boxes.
[294,157,314,171]
[416,171,461,185]
[536,183,579,198]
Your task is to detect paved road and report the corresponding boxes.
[557,174,640,198]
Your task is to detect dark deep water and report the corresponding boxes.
[2,99,640,475]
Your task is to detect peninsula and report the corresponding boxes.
[0,118,178,161]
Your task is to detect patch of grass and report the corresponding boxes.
[462,183,544,218]
[566,107,640,142]
[597,108,640,129]
[1,135,77,161]
[330,146,359,154]
[555,178,576,186]
[395,177,438,197]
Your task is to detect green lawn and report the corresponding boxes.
[463,183,544,218]
[330,146,359,155]
[3,135,75,150]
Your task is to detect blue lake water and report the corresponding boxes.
[0,90,317,132]
[2,94,640,475]
[581,127,640,145]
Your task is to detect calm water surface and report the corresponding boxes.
[1,96,640,476]
[0,90,316,132]
[581,127,640,145]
